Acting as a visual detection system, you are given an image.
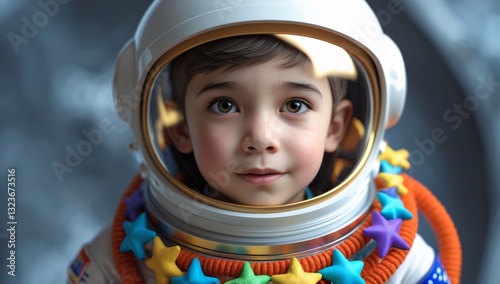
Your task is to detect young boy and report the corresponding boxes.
[164,34,353,206]
[69,1,462,283]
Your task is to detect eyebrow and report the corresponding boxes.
[196,81,323,97]
[197,82,236,97]
[279,81,322,97]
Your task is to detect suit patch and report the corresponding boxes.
[68,248,91,283]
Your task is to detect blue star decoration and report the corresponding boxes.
[124,184,145,221]
[171,258,220,284]
[377,192,413,220]
[319,249,365,284]
[225,262,271,284]
[120,212,156,260]
[362,212,409,258]
[379,160,402,175]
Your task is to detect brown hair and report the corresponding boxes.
[167,34,348,195]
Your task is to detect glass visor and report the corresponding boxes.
[143,33,377,207]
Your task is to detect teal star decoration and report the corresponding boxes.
[379,160,402,174]
[225,262,271,284]
[319,249,365,284]
[119,212,156,260]
[377,192,413,220]
[171,258,220,284]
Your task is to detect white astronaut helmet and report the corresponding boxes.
[113,0,406,260]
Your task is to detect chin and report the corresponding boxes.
[235,195,296,206]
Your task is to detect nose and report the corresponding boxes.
[241,115,280,154]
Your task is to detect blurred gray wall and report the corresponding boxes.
[0,0,498,283]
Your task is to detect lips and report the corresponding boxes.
[236,168,283,186]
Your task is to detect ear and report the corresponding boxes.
[167,122,193,153]
[165,102,193,154]
[325,99,353,152]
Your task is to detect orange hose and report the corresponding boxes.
[403,174,462,284]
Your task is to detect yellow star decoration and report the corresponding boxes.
[145,237,183,284]
[378,173,409,195]
[378,146,411,170]
[271,258,322,284]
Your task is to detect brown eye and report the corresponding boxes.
[282,99,310,113]
[209,98,237,114]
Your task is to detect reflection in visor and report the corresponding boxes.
[155,87,182,149]
[276,34,357,79]
[147,34,374,203]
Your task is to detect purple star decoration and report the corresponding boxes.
[124,184,145,221]
[379,187,399,198]
[362,211,409,258]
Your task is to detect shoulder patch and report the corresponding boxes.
[68,248,91,283]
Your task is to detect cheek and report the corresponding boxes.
[190,126,233,181]
[285,131,327,176]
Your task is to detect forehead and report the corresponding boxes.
[189,57,318,85]
[228,56,313,73]
[190,55,314,83]
[169,36,312,90]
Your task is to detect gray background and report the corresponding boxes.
[0,0,498,283]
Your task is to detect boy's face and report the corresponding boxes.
[173,58,351,206]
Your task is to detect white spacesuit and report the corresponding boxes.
[68,1,461,283]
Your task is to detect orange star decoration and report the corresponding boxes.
[377,173,408,195]
[271,258,322,284]
[378,146,411,170]
[145,237,184,284]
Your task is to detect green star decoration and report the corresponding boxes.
[319,249,365,284]
[225,262,271,284]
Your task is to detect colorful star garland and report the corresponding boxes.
[362,211,410,258]
[377,192,413,220]
[377,145,411,170]
[379,187,399,198]
[225,262,271,284]
[124,185,145,221]
[319,249,365,284]
[170,258,220,284]
[271,257,322,284]
[119,143,415,283]
[377,173,409,195]
[145,236,183,284]
[120,212,156,260]
[379,160,402,175]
